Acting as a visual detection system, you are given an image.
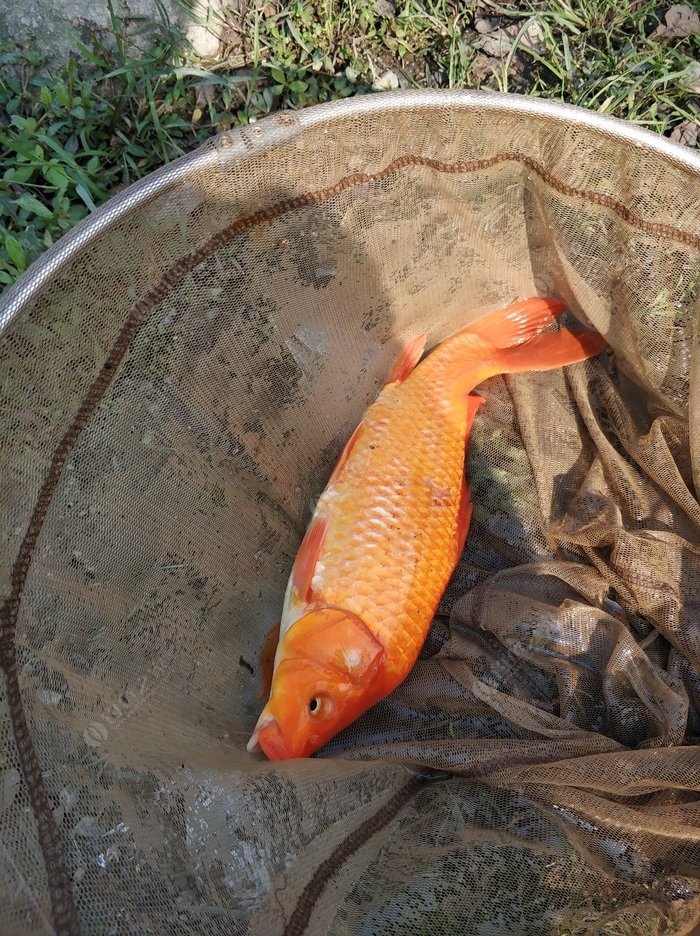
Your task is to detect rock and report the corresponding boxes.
[186,0,227,60]
[59,785,79,811]
[37,688,63,705]
[373,0,395,17]
[474,16,498,35]
[73,815,101,838]
[0,0,225,65]
[1,769,21,812]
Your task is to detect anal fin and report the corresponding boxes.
[456,473,473,557]
[465,393,485,434]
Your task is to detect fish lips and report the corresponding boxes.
[257,719,293,761]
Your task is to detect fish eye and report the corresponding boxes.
[309,697,321,715]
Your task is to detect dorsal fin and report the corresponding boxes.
[327,423,362,487]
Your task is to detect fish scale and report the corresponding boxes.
[296,374,469,675]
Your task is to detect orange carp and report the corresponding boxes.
[247,298,606,760]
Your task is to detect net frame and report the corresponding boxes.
[2,89,700,936]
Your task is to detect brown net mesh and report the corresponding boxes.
[1,90,699,936]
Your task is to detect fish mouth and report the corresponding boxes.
[246,732,261,754]
[257,719,293,760]
[246,714,272,754]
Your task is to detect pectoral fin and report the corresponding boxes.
[258,620,281,703]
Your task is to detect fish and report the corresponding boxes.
[246,297,607,760]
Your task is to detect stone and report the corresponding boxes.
[371,69,400,91]
[0,0,226,64]
[373,0,395,17]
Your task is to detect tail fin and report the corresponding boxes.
[468,297,565,349]
[496,327,607,374]
[422,297,605,395]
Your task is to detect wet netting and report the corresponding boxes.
[1,90,700,936]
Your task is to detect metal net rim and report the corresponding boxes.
[2,87,700,335]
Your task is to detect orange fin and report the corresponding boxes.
[457,395,484,555]
[387,334,427,384]
[327,423,362,487]
[292,515,328,602]
[259,620,280,703]
[468,297,565,349]
[465,393,485,434]
[457,474,473,557]
[496,327,607,374]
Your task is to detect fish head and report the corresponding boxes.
[247,606,386,760]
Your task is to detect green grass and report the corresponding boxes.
[1,0,699,292]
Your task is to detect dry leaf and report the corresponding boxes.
[670,120,699,148]
[195,84,216,108]
[650,4,700,39]
[478,29,512,58]
[476,19,545,59]
[470,53,501,84]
